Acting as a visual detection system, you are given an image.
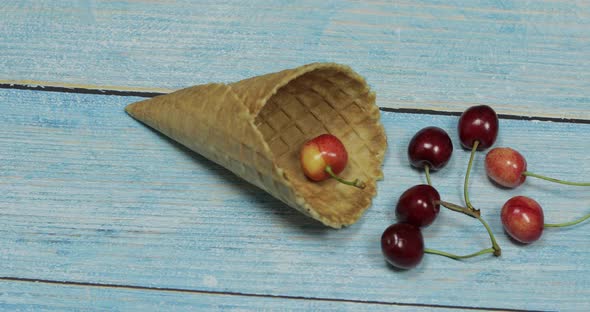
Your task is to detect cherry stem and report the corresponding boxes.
[523,171,590,187]
[439,200,480,218]
[325,166,366,189]
[438,200,501,256]
[424,165,432,186]
[477,215,502,256]
[544,213,590,228]
[425,247,495,260]
[463,140,479,211]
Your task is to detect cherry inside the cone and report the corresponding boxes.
[300,134,348,181]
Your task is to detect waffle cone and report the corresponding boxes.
[125,63,387,228]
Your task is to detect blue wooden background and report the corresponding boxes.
[1,1,589,311]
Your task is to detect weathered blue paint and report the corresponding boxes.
[1,0,589,119]
[0,280,473,311]
[0,89,588,311]
[2,0,590,309]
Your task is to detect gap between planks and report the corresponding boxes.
[0,277,545,312]
[1,80,589,125]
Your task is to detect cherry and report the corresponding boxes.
[458,105,499,212]
[300,134,347,181]
[396,184,441,227]
[408,127,453,171]
[485,147,527,188]
[501,196,590,244]
[486,147,590,188]
[501,196,544,244]
[300,134,365,188]
[458,105,499,150]
[381,223,424,269]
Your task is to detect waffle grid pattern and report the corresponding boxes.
[253,68,384,223]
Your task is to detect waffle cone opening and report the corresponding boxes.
[250,66,386,227]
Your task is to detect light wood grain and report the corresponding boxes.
[1,280,479,312]
[1,0,589,119]
[1,89,588,311]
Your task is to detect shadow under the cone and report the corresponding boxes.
[139,124,333,234]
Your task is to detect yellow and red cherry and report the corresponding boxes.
[458,105,499,150]
[395,184,441,227]
[485,147,527,188]
[501,196,544,244]
[300,134,365,189]
[381,223,424,269]
[486,147,590,188]
[408,127,454,171]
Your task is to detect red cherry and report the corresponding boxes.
[381,223,424,269]
[458,105,499,150]
[485,147,527,188]
[300,134,348,181]
[501,196,544,244]
[396,184,441,227]
[408,127,453,171]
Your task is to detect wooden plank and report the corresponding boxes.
[1,0,589,119]
[1,89,589,311]
[0,280,472,311]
